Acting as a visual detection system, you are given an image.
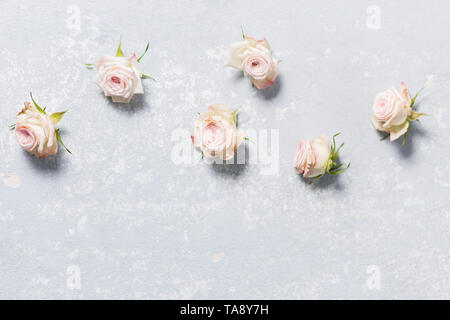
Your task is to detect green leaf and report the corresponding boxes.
[232,109,238,124]
[116,38,125,57]
[30,92,46,115]
[141,74,156,81]
[137,42,150,63]
[50,111,67,125]
[410,87,424,109]
[85,63,94,68]
[331,143,344,161]
[55,129,72,154]
[241,25,245,39]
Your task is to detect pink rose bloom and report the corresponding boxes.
[293,135,331,178]
[192,104,245,160]
[225,36,279,90]
[371,83,412,141]
[95,54,144,103]
[15,102,58,158]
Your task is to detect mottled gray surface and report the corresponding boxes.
[0,0,449,299]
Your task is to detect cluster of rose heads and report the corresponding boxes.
[372,83,426,145]
[293,133,350,180]
[14,93,70,158]
[225,34,279,90]
[191,104,245,161]
[12,36,429,184]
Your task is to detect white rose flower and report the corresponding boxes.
[371,82,426,143]
[293,135,331,178]
[191,104,245,161]
[14,94,70,158]
[16,102,57,158]
[371,83,412,141]
[225,36,279,90]
[95,54,144,104]
[293,133,350,179]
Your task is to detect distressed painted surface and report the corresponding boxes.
[0,0,449,299]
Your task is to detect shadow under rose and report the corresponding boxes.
[256,74,282,100]
[25,148,67,174]
[210,144,249,178]
[104,93,149,115]
[298,171,345,191]
[233,70,245,80]
[394,122,429,158]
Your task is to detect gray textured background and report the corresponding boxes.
[0,0,449,299]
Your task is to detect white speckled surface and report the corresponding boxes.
[0,0,449,299]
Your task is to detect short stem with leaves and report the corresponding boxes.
[400,87,427,146]
[325,132,350,176]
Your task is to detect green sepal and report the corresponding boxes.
[232,109,238,124]
[85,63,94,68]
[402,131,407,147]
[330,132,340,154]
[328,162,351,175]
[380,133,390,141]
[50,111,67,125]
[30,92,46,114]
[330,162,345,171]
[9,124,16,130]
[312,174,324,182]
[137,42,150,63]
[332,141,344,160]
[244,137,255,144]
[141,74,156,81]
[409,111,428,121]
[410,87,424,109]
[241,26,245,39]
[116,38,125,57]
[325,132,350,176]
[55,129,72,154]
[400,87,428,146]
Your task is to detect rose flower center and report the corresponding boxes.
[111,76,121,84]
